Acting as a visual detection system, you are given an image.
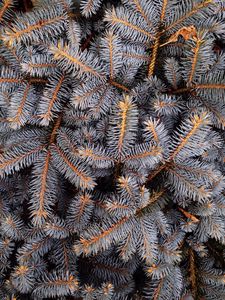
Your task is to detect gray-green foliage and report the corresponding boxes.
[0,0,225,299]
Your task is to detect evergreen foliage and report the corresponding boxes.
[0,0,225,299]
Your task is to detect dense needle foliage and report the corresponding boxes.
[0,0,225,299]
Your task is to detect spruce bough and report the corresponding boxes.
[0,0,225,299]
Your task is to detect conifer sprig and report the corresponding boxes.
[0,0,224,299]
